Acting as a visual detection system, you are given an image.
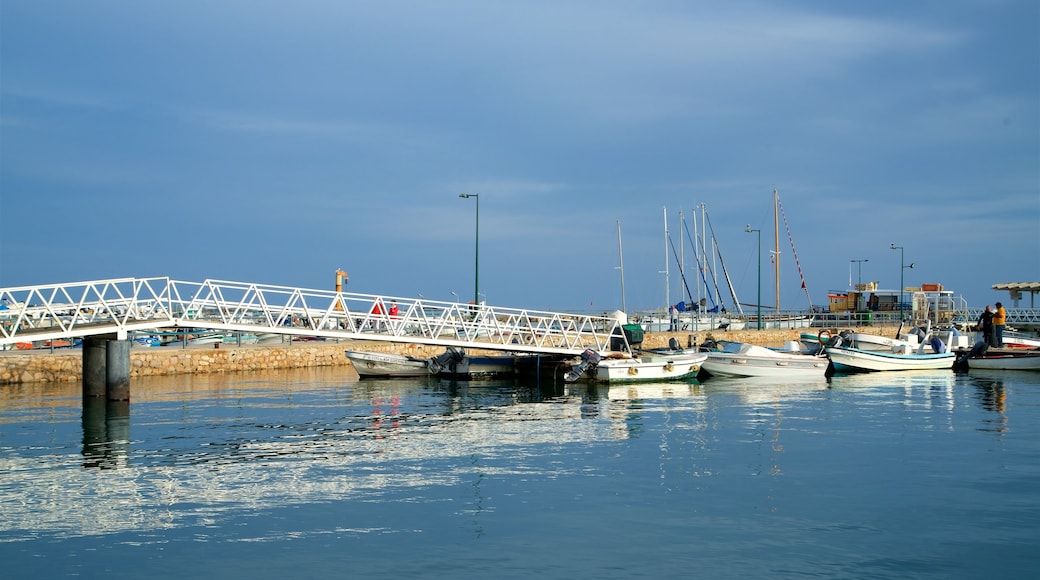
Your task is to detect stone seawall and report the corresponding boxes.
[0,326,896,385]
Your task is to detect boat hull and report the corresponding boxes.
[438,355,517,379]
[959,352,1040,371]
[344,350,433,378]
[593,352,707,383]
[702,353,829,378]
[826,346,954,373]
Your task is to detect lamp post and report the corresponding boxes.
[890,244,914,315]
[746,224,761,330]
[851,259,868,286]
[459,193,479,306]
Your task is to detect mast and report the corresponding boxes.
[694,205,701,309]
[617,220,627,315]
[773,188,781,313]
[662,206,669,314]
[679,210,688,306]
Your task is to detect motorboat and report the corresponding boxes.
[953,341,1040,371]
[700,340,829,378]
[564,348,707,383]
[825,342,955,373]
[436,353,518,379]
[344,350,435,378]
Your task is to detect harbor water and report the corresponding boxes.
[1,367,1038,579]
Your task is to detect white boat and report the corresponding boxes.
[345,350,434,378]
[701,340,829,378]
[163,332,225,347]
[811,328,910,352]
[564,349,707,383]
[957,351,1040,371]
[953,341,1040,371]
[639,313,745,332]
[825,344,955,373]
[811,324,970,355]
[1003,332,1040,349]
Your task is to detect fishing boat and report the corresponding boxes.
[564,348,707,383]
[825,343,955,373]
[1003,331,1040,349]
[700,340,829,378]
[344,350,435,378]
[953,341,1040,371]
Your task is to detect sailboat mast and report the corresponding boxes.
[694,206,702,309]
[617,220,627,315]
[679,210,687,306]
[663,206,669,313]
[773,188,781,313]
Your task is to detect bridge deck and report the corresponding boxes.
[1,277,629,355]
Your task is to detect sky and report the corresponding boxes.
[2,0,1038,314]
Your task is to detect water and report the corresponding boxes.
[1,368,1037,579]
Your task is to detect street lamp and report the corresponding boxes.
[459,193,479,306]
[746,224,761,330]
[890,244,914,315]
[851,259,868,286]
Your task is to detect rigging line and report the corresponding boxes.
[666,233,697,311]
[680,216,719,310]
[776,192,814,311]
[703,210,745,316]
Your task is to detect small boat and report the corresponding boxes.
[953,341,1040,371]
[825,343,955,373]
[1003,331,1040,349]
[163,332,226,347]
[345,350,435,378]
[564,349,707,383]
[436,353,518,379]
[700,340,829,378]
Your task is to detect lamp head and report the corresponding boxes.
[745,224,752,233]
[909,263,915,269]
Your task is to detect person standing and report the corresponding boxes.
[977,305,994,347]
[993,302,1007,347]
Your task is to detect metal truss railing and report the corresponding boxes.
[0,277,627,355]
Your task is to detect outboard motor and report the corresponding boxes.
[954,340,988,371]
[428,346,466,374]
[668,337,681,351]
[564,349,601,382]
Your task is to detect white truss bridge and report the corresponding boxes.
[0,277,628,355]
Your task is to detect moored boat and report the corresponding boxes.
[825,344,955,373]
[436,353,518,379]
[345,350,434,378]
[564,349,707,383]
[953,341,1040,371]
[700,340,829,378]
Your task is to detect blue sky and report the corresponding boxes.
[2,0,1037,313]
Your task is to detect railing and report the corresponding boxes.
[0,277,626,355]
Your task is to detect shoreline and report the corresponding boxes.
[0,326,896,385]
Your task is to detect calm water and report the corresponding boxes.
[1,367,1037,579]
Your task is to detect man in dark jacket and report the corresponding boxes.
[977,305,995,347]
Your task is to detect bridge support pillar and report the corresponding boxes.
[82,337,108,398]
[82,335,131,400]
[105,339,131,401]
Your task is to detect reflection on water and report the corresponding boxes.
[1,366,1038,578]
